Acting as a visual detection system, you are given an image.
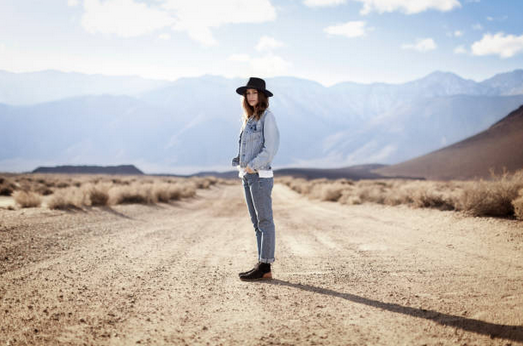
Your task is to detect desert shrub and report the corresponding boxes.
[412,189,455,210]
[56,182,70,188]
[167,185,183,201]
[190,176,219,189]
[277,177,314,195]
[319,183,346,202]
[513,193,523,221]
[194,178,211,189]
[218,178,238,185]
[85,183,110,206]
[457,170,523,217]
[0,185,14,196]
[34,184,54,196]
[13,191,42,208]
[153,183,177,203]
[48,187,89,209]
[204,176,219,186]
[179,182,197,198]
[338,189,362,205]
[110,183,156,205]
[356,185,387,204]
[112,178,131,185]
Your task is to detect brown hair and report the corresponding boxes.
[242,90,269,125]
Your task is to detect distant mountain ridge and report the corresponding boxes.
[1,69,523,106]
[32,165,143,175]
[0,70,169,105]
[1,69,523,174]
[374,105,523,180]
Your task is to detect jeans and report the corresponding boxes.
[242,173,275,263]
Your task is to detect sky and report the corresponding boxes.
[1,0,523,86]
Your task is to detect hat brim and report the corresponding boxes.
[236,86,273,97]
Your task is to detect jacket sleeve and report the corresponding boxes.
[231,123,245,167]
[248,111,280,171]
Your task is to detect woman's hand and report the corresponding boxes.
[245,165,255,174]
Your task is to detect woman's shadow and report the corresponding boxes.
[263,279,522,342]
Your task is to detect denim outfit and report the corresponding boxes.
[232,109,280,263]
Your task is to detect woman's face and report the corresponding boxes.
[245,88,259,107]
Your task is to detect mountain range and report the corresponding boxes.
[1,69,522,175]
[374,105,523,180]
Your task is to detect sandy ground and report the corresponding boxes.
[0,182,522,345]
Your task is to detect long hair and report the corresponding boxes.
[242,91,269,125]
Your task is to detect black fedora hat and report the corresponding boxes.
[236,77,273,97]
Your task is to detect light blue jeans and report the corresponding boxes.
[242,173,275,263]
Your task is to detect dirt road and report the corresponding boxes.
[1,182,522,345]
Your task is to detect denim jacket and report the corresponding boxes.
[231,109,280,178]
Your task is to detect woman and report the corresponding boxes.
[232,77,280,281]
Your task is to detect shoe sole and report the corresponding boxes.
[239,272,272,281]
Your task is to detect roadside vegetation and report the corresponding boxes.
[276,169,523,220]
[2,170,522,220]
[0,173,234,210]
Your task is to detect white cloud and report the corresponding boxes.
[486,15,508,22]
[228,54,251,62]
[229,53,291,77]
[161,0,277,46]
[354,0,461,15]
[324,21,370,38]
[68,0,80,6]
[446,30,463,37]
[255,36,284,52]
[250,54,291,76]
[471,32,523,58]
[454,45,467,54]
[401,38,437,52]
[79,0,277,45]
[81,0,175,38]
[158,33,171,40]
[472,23,483,30]
[303,0,347,7]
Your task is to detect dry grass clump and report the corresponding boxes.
[458,170,523,217]
[109,183,157,205]
[13,191,42,208]
[277,170,523,220]
[0,176,17,196]
[151,182,195,202]
[277,177,459,209]
[48,187,89,209]
[190,176,219,189]
[33,183,54,196]
[513,189,523,220]
[83,183,111,206]
[2,173,237,211]
[411,189,455,211]
[109,179,198,205]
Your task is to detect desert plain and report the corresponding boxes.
[0,177,522,345]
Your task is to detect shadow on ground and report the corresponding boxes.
[263,279,523,343]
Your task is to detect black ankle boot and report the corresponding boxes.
[239,262,272,281]
[238,262,260,277]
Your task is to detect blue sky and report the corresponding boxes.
[1,0,522,86]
